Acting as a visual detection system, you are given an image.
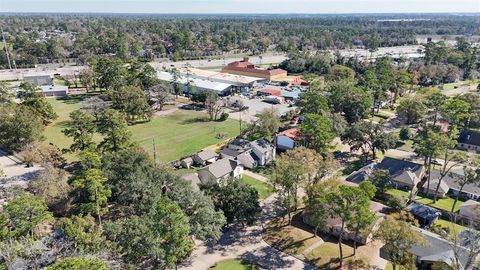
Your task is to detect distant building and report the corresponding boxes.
[157,71,233,96]
[458,130,480,152]
[177,67,262,87]
[222,57,288,81]
[256,87,282,97]
[38,85,69,97]
[23,75,54,87]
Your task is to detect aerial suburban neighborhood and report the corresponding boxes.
[0,1,479,270]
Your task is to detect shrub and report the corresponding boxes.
[388,194,407,211]
[399,127,411,141]
[218,112,229,121]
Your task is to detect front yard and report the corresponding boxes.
[211,259,258,270]
[385,189,463,212]
[263,216,384,270]
[241,175,275,200]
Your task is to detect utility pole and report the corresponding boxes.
[153,138,157,167]
[239,110,242,135]
[1,26,12,70]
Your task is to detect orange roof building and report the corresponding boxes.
[256,87,282,96]
[222,57,288,80]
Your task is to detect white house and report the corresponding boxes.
[197,158,244,184]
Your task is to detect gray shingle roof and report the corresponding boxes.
[377,157,424,179]
[201,158,239,179]
[195,149,217,161]
[438,170,480,197]
[410,228,470,269]
[458,129,480,147]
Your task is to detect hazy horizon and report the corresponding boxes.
[1,0,479,14]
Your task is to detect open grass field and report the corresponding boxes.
[46,96,240,162]
[210,259,258,270]
[241,175,274,200]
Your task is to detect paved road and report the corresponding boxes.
[0,45,425,81]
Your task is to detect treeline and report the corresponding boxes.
[0,14,478,68]
[281,38,479,86]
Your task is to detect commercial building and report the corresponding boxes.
[157,71,233,96]
[177,67,262,87]
[222,57,288,81]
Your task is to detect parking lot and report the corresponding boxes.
[226,95,295,123]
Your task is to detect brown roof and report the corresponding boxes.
[257,87,282,96]
[277,127,301,139]
[223,57,287,77]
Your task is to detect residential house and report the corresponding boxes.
[421,177,450,198]
[346,157,425,191]
[192,149,217,166]
[407,228,472,270]
[220,138,276,169]
[275,127,303,151]
[303,201,388,245]
[458,130,480,152]
[376,157,425,191]
[459,200,480,221]
[197,158,244,184]
[406,202,441,228]
[440,170,480,201]
[250,139,276,166]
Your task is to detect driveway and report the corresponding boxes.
[0,150,42,188]
[179,194,317,270]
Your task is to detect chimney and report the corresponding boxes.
[242,57,249,62]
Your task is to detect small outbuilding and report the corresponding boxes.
[192,149,217,166]
[406,202,441,228]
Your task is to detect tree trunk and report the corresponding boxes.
[451,184,465,213]
[353,232,358,256]
[339,220,345,268]
[425,155,433,197]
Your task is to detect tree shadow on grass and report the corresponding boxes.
[181,117,211,125]
[57,94,93,104]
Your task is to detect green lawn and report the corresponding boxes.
[46,96,240,162]
[386,189,410,198]
[211,259,258,270]
[415,196,463,212]
[241,174,275,199]
[130,110,239,161]
[385,189,463,212]
[436,219,467,234]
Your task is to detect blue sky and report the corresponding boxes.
[1,0,479,13]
